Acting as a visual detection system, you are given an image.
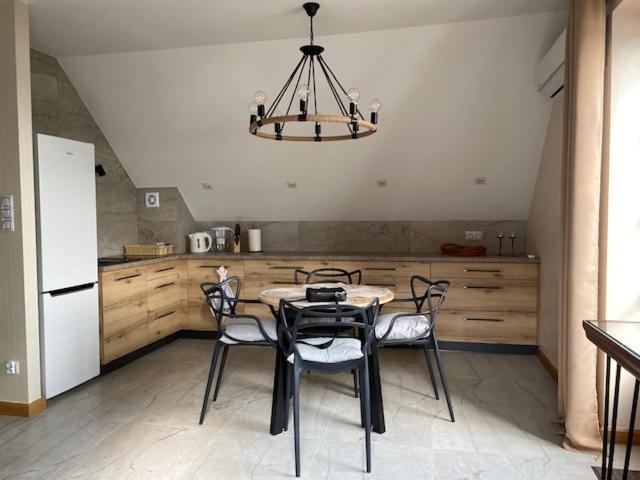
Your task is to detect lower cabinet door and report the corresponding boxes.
[102,323,148,364]
[148,307,183,342]
[436,310,537,345]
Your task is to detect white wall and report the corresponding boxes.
[605,6,640,423]
[527,95,564,367]
[0,0,41,405]
[59,12,565,222]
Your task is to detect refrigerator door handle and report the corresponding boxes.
[47,282,96,297]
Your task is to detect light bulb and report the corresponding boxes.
[297,84,309,100]
[253,90,267,105]
[248,101,258,115]
[369,98,381,113]
[347,87,360,103]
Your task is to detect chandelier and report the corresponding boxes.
[248,2,381,142]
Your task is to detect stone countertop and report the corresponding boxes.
[98,251,540,272]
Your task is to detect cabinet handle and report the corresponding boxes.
[114,273,141,282]
[154,266,175,273]
[464,317,504,323]
[463,269,503,273]
[270,266,302,270]
[364,267,399,271]
[367,283,398,288]
[463,285,502,290]
[156,310,176,319]
[272,281,296,285]
[198,265,223,269]
[155,282,176,289]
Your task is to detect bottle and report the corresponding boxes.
[233,223,241,253]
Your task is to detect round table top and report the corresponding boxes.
[258,282,395,308]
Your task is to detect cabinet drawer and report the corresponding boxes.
[148,307,182,341]
[245,260,331,281]
[102,299,147,339]
[147,261,180,281]
[187,260,244,284]
[101,267,147,306]
[336,261,428,279]
[102,323,148,364]
[243,302,273,319]
[431,262,537,281]
[188,304,216,331]
[436,310,537,345]
[443,279,537,312]
[148,274,180,312]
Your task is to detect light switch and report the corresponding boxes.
[0,195,14,232]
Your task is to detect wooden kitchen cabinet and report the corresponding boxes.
[430,262,538,345]
[186,259,245,330]
[99,256,540,365]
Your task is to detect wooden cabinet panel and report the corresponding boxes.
[443,278,537,313]
[148,273,180,312]
[334,261,429,292]
[102,299,147,339]
[245,259,330,282]
[148,307,183,342]
[147,261,181,281]
[102,323,148,363]
[436,310,537,345]
[431,262,537,281]
[101,267,147,307]
[186,260,244,330]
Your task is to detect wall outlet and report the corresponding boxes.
[465,231,483,241]
[5,360,19,375]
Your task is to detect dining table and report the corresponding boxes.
[259,283,395,436]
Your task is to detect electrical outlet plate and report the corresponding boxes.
[465,231,483,241]
[5,360,19,375]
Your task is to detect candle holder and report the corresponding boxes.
[509,232,517,256]
[497,233,504,256]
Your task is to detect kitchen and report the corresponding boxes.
[1,0,636,478]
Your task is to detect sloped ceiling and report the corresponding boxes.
[27,0,566,56]
[59,12,565,221]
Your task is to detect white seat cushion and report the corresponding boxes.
[287,337,363,364]
[375,312,431,340]
[221,317,277,344]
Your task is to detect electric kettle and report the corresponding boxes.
[188,232,212,253]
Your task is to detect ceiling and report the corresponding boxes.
[27,0,566,57]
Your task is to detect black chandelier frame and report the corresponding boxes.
[249,2,378,142]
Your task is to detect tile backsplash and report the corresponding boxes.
[193,220,527,255]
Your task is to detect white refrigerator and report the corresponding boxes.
[35,134,100,399]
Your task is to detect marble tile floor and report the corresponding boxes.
[0,339,634,479]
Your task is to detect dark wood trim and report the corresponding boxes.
[0,397,46,417]
[583,321,640,380]
[537,347,559,382]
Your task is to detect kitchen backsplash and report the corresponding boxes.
[31,49,138,257]
[193,221,527,255]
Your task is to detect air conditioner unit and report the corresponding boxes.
[536,29,566,98]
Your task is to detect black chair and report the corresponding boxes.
[294,267,362,285]
[293,266,362,398]
[376,276,454,422]
[279,299,379,477]
[199,276,277,425]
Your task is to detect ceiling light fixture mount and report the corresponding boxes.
[248,2,381,142]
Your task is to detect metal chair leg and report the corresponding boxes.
[362,362,372,473]
[199,340,222,425]
[352,369,359,398]
[212,345,229,402]
[432,336,455,422]
[423,346,439,400]
[284,364,292,431]
[293,365,302,478]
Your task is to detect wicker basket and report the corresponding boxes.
[123,244,174,257]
